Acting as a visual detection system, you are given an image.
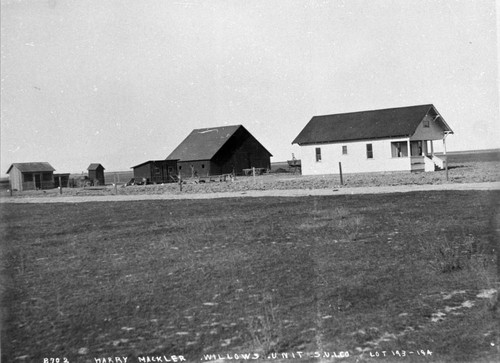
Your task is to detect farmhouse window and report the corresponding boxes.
[342,145,348,155]
[179,166,182,170]
[24,173,33,182]
[201,164,205,168]
[315,148,322,162]
[391,142,408,158]
[366,144,373,159]
[424,120,430,128]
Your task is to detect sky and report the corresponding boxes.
[1,0,499,176]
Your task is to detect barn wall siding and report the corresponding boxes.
[213,130,271,175]
[133,161,178,182]
[177,160,211,179]
[301,138,411,176]
[133,164,152,181]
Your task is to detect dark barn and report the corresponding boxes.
[87,163,105,185]
[6,162,55,191]
[131,160,178,184]
[167,125,272,178]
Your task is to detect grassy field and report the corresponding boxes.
[1,191,499,362]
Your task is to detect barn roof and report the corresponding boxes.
[292,104,453,145]
[131,159,178,169]
[87,163,105,171]
[167,125,271,162]
[6,162,55,174]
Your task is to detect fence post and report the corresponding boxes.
[252,167,256,183]
[179,174,182,192]
[338,162,343,186]
[114,183,117,195]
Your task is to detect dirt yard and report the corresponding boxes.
[1,159,499,201]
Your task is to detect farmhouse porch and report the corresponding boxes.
[406,140,447,172]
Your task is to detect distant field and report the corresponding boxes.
[440,149,500,163]
[1,191,498,362]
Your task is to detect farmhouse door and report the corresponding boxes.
[410,141,423,156]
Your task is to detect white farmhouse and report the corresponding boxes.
[292,104,453,175]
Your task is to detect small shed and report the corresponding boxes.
[53,173,70,188]
[6,162,56,191]
[131,160,178,184]
[87,163,105,186]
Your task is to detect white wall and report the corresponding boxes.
[300,138,412,175]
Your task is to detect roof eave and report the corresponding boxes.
[294,134,412,146]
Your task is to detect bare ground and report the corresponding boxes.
[1,181,499,203]
[1,160,498,203]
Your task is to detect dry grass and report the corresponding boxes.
[1,191,499,362]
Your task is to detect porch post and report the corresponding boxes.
[430,140,434,157]
[443,136,448,181]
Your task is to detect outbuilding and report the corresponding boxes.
[131,160,178,184]
[6,162,56,191]
[87,163,105,185]
[292,104,453,175]
[53,173,70,188]
[167,125,272,178]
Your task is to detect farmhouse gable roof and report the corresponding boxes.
[6,162,55,174]
[292,104,453,145]
[167,124,272,162]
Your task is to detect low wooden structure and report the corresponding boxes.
[53,173,70,188]
[6,162,56,191]
[131,160,178,184]
[287,158,301,173]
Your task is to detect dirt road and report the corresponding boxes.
[1,181,499,204]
